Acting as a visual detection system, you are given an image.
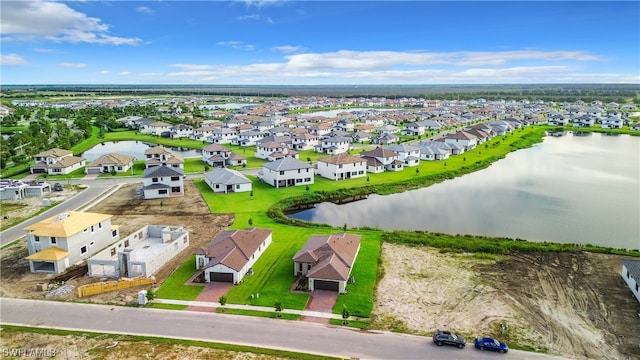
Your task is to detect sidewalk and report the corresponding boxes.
[153,298,367,321]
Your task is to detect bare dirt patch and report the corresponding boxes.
[0,180,232,304]
[373,243,640,360]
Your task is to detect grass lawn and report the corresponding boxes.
[154,255,204,300]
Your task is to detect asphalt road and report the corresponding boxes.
[0,298,567,360]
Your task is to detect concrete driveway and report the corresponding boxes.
[300,289,338,324]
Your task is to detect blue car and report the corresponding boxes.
[474,337,508,353]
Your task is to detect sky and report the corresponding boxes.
[1,0,639,85]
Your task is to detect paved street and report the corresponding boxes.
[0,298,567,360]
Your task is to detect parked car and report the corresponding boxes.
[432,330,466,348]
[474,336,508,353]
[53,183,63,191]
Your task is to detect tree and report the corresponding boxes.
[415,168,420,175]
[305,185,310,192]
[274,300,283,317]
[342,304,350,325]
[110,168,117,176]
[248,217,253,226]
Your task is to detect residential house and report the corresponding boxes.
[24,211,119,273]
[0,180,51,200]
[292,233,361,293]
[88,225,189,278]
[142,165,184,199]
[402,122,425,136]
[256,141,298,161]
[170,124,194,138]
[350,131,373,144]
[622,259,640,303]
[573,115,595,128]
[359,148,403,173]
[30,148,86,175]
[227,153,248,167]
[260,157,314,188]
[192,125,220,141]
[204,168,252,193]
[372,133,400,145]
[416,143,450,161]
[194,227,273,284]
[601,116,623,129]
[374,124,401,136]
[140,121,172,136]
[209,127,238,144]
[202,144,232,167]
[548,113,569,126]
[85,153,135,175]
[443,131,478,151]
[292,133,320,151]
[233,130,264,146]
[421,119,443,130]
[144,146,184,169]
[316,154,367,181]
[383,144,420,167]
[315,136,351,155]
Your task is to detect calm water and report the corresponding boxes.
[291,133,640,250]
[82,141,201,161]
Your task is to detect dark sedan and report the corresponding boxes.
[474,336,508,353]
[432,330,466,348]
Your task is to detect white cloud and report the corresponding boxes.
[240,0,284,8]
[1,53,28,66]
[236,14,261,21]
[136,6,155,15]
[1,0,141,45]
[118,71,132,75]
[97,70,111,74]
[170,64,216,71]
[34,48,55,53]
[58,62,86,68]
[216,40,255,51]
[271,45,304,53]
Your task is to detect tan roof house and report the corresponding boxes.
[194,228,273,284]
[85,153,135,174]
[292,233,361,293]
[30,148,86,175]
[24,211,120,273]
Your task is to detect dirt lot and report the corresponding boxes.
[373,243,640,360]
[0,180,232,303]
[2,181,640,359]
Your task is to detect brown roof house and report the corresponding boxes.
[85,153,135,175]
[292,233,361,293]
[194,228,273,284]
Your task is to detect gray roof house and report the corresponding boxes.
[622,259,640,303]
[260,157,314,188]
[142,165,184,199]
[203,168,252,193]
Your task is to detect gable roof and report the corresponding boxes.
[143,165,184,178]
[87,153,135,167]
[24,211,113,237]
[292,233,361,281]
[318,153,366,165]
[197,228,272,271]
[360,148,399,159]
[263,157,312,172]
[204,168,251,185]
[33,148,73,158]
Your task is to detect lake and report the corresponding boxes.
[82,141,201,162]
[290,132,640,250]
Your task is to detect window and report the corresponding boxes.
[34,236,40,242]
[83,228,88,233]
[50,237,57,245]
[159,189,168,194]
[89,241,95,247]
[279,170,285,175]
[98,222,102,229]
[152,177,159,183]
[339,164,343,169]
[112,229,118,238]
[297,169,301,173]
[235,185,240,189]
[296,178,302,183]
[110,248,116,256]
[215,184,220,189]
[170,176,179,181]
[91,225,94,233]
[117,166,123,171]
[307,264,312,271]
[124,240,129,247]
[304,178,311,182]
[80,246,87,255]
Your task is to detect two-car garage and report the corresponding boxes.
[312,279,340,291]
[208,272,234,283]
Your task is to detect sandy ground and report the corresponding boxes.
[373,243,640,360]
[2,181,640,360]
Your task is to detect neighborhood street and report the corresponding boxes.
[0,298,568,360]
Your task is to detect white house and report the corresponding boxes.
[30,148,86,175]
[210,127,238,144]
[402,122,425,136]
[142,165,184,199]
[255,141,295,160]
[140,121,172,136]
[233,130,264,146]
[359,148,403,172]
[24,211,119,273]
[203,168,252,193]
[202,144,232,167]
[144,146,184,169]
[601,116,624,129]
[170,124,194,138]
[85,153,135,175]
[316,153,367,181]
[292,133,320,150]
[443,131,478,150]
[384,144,420,167]
[194,227,273,284]
[88,225,189,278]
[314,136,351,155]
[260,157,314,188]
[292,233,361,293]
[622,259,640,303]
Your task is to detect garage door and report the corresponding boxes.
[209,272,234,282]
[313,279,339,291]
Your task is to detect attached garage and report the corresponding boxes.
[313,279,339,291]
[208,272,234,283]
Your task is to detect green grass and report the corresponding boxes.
[146,303,188,310]
[329,318,371,329]
[154,255,204,300]
[0,325,338,360]
[216,307,301,320]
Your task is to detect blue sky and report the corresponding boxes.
[1,0,639,85]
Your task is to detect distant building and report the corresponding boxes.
[622,259,640,303]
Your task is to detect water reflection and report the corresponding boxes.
[291,133,640,250]
[82,141,201,161]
